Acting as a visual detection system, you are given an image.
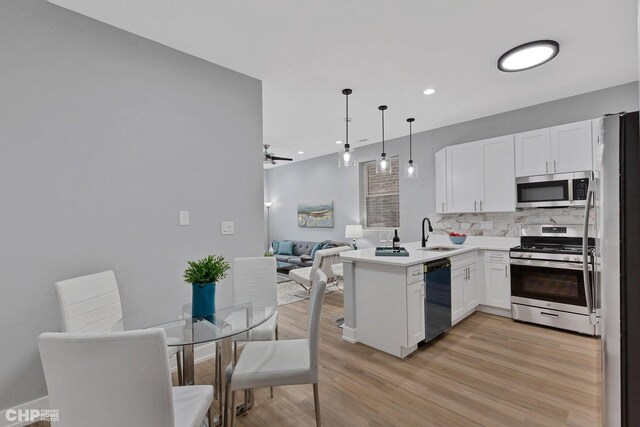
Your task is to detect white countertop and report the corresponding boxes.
[340,235,519,267]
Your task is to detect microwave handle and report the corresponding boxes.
[582,175,595,324]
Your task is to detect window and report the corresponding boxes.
[360,157,400,229]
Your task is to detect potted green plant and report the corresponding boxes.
[184,255,230,318]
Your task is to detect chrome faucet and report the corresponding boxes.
[422,217,434,248]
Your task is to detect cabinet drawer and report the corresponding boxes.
[450,252,478,269]
[406,264,424,284]
[484,250,509,264]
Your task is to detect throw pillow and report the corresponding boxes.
[277,241,294,256]
[271,240,280,253]
[310,242,323,260]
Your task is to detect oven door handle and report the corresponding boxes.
[582,175,595,324]
[510,258,593,271]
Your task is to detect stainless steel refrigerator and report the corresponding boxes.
[594,111,639,427]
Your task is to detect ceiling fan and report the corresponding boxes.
[263,144,292,165]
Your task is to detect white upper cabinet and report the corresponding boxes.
[515,128,551,177]
[446,142,478,213]
[435,148,447,213]
[477,136,515,212]
[515,120,593,177]
[591,118,603,172]
[550,120,593,173]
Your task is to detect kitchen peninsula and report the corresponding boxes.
[340,235,518,357]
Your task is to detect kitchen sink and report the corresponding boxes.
[416,246,458,252]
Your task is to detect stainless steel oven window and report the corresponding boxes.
[511,263,589,307]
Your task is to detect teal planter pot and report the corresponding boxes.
[192,282,215,318]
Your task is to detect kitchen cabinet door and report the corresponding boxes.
[446,142,479,213]
[435,148,447,213]
[451,267,466,322]
[515,128,551,177]
[406,281,425,346]
[485,262,511,309]
[550,120,593,173]
[592,118,603,172]
[478,136,516,212]
[464,265,479,311]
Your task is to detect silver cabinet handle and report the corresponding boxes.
[553,160,557,173]
[442,202,445,212]
[413,271,422,277]
[545,161,549,173]
[474,201,477,212]
[480,200,483,212]
[504,265,508,277]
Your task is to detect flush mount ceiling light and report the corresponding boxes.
[376,105,391,174]
[405,118,418,179]
[498,40,560,72]
[423,88,436,95]
[335,140,342,144]
[338,89,355,168]
[298,151,304,154]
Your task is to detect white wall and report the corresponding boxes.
[0,0,263,411]
[267,82,638,247]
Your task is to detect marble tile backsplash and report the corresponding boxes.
[430,208,593,237]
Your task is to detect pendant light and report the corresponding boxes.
[405,118,418,179]
[376,105,391,174]
[338,89,355,167]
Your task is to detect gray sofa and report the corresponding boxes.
[273,240,350,269]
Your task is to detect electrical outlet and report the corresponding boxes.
[221,221,234,235]
[460,223,471,230]
[481,221,494,230]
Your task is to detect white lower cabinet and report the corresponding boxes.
[406,281,425,345]
[451,253,479,324]
[484,251,511,310]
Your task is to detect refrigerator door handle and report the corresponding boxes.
[582,174,595,324]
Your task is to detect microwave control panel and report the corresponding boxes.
[573,178,590,200]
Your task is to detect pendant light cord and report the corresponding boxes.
[409,120,412,160]
[381,108,385,153]
[345,92,349,147]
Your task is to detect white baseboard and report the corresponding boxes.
[0,396,49,427]
[341,326,358,343]
[476,305,513,318]
[2,343,218,427]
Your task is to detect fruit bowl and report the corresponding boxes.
[448,234,467,245]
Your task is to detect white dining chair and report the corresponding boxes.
[38,329,213,427]
[54,270,183,385]
[226,270,327,426]
[226,256,279,399]
[289,246,349,293]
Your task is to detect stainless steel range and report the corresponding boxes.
[510,224,600,336]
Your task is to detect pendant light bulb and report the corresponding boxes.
[376,105,391,174]
[338,89,355,168]
[405,118,418,179]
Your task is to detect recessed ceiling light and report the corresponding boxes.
[298,151,304,154]
[335,140,342,144]
[498,40,560,72]
[423,88,436,95]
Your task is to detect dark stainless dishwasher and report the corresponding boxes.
[423,259,452,342]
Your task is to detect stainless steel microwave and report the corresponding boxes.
[516,172,592,208]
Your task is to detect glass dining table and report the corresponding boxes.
[111,292,277,425]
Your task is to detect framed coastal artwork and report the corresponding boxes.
[297,201,334,228]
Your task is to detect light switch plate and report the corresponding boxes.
[179,211,189,226]
[221,221,234,235]
[481,221,494,230]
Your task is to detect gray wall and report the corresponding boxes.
[0,0,263,410]
[267,82,638,247]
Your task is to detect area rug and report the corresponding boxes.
[277,279,339,306]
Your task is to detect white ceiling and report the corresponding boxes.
[48,0,638,166]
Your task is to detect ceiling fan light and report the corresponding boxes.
[498,40,559,72]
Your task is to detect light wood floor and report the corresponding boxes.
[198,292,601,427]
[31,291,602,426]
